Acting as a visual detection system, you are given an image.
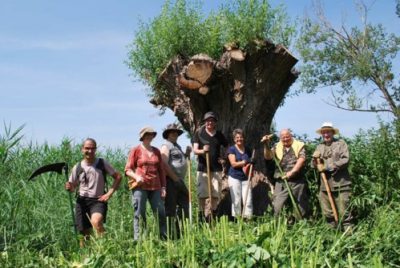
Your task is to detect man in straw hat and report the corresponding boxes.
[193,111,228,222]
[160,123,191,238]
[312,122,353,230]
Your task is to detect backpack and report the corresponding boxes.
[75,158,108,193]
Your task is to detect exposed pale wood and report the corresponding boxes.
[185,61,213,84]
[198,86,209,95]
[177,73,202,90]
[229,49,245,61]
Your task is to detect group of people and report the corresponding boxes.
[65,111,353,245]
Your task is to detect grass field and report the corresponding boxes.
[1,122,399,267]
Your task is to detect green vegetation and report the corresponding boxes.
[296,3,400,118]
[126,0,295,98]
[0,121,399,267]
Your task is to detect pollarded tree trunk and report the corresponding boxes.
[153,39,298,216]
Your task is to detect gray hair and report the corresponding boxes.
[82,137,97,148]
[232,128,244,140]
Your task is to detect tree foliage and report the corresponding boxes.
[397,0,400,18]
[126,0,295,100]
[296,1,400,119]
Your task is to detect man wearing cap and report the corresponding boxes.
[262,129,310,219]
[312,122,353,230]
[125,126,167,240]
[193,111,228,222]
[160,123,191,238]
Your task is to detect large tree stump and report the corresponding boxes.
[153,39,298,216]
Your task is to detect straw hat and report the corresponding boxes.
[316,122,339,135]
[162,123,184,139]
[139,126,157,141]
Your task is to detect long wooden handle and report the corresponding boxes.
[205,152,213,220]
[316,158,339,223]
[187,158,192,224]
[272,155,302,220]
[242,149,256,217]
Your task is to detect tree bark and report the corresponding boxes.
[153,39,298,216]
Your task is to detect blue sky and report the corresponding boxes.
[0,0,398,151]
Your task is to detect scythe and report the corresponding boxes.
[28,162,77,236]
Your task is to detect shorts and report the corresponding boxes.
[75,196,107,232]
[196,171,222,198]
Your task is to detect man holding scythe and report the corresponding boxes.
[312,122,353,231]
[193,111,228,222]
[262,129,310,220]
[65,138,121,245]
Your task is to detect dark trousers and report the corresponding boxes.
[319,189,352,227]
[165,177,189,238]
[273,179,310,218]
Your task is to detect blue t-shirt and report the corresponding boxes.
[227,145,251,181]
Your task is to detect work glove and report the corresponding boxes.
[316,163,325,172]
[312,151,321,159]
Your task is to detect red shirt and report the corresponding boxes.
[125,145,166,190]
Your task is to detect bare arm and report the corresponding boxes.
[160,144,179,182]
[193,142,207,155]
[228,153,247,168]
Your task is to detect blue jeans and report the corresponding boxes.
[131,189,167,240]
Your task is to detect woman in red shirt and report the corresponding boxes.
[125,126,167,240]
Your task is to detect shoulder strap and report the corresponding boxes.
[76,162,84,177]
[96,158,108,192]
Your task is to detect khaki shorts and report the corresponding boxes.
[196,171,222,198]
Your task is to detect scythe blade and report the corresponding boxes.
[28,162,67,181]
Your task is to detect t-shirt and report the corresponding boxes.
[124,145,166,190]
[227,145,252,181]
[193,126,228,172]
[162,140,187,180]
[69,158,116,198]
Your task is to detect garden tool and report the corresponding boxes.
[313,152,339,223]
[28,162,77,236]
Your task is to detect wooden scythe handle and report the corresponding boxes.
[187,157,193,224]
[205,151,213,221]
[316,158,339,223]
[242,149,256,217]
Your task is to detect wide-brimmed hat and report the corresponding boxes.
[139,126,157,141]
[316,122,339,135]
[203,111,218,122]
[162,123,184,139]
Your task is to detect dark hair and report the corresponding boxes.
[82,138,97,148]
[232,128,244,140]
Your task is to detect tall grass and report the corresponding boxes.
[0,121,399,267]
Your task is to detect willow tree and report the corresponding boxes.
[296,1,400,119]
[127,0,297,215]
